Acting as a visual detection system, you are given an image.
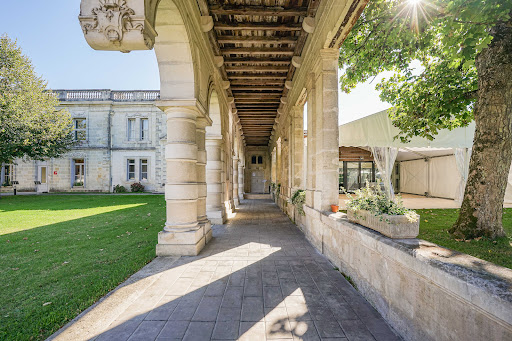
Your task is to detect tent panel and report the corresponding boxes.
[429,156,459,199]
[340,110,475,148]
[505,165,512,204]
[400,159,428,196]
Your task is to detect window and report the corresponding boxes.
[2,164,13,186]
[140,118,149,141]
[140,159,148,181]
[127,159,136,180]
[128,118,136,141]
[252,156,263,165]
[73,159,85,186]
[128,117,149,141]
[73,118,86,141]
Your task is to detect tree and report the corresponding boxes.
[0,35,73,167]
[339,0,512,239]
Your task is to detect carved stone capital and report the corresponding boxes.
[79,0,157,53]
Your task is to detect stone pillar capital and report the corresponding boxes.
[157,99,212,125]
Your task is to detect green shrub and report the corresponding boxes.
[130,182,145,193]
[113,184,127,193]
[291,189,306,216]
[344,180,418,222]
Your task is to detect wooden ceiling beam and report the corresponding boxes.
[234,93,281,97]
[231,86,284,91]
[210,5,308,17]
[226,66,289,72]
[214,22,302,31]
[225,57,291,63]
[221,47,295,55]
[231,81,284,86]
[217,35,298,44]
[229,75,287,79]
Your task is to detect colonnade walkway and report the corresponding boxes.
[50,199,401,341]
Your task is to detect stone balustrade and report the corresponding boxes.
[52,90,160,102]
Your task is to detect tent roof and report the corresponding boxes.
[339,110,475,148]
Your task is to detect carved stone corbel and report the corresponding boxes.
[79,0,158,53]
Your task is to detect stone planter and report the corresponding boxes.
[347,209,419,238]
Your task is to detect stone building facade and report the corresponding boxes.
[0,90,166,193]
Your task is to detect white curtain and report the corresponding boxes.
[371,147,398,200]
[454,148,472,204]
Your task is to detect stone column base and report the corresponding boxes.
[156,227,205,256]
[200,220,212,244]
[207,209,226,225]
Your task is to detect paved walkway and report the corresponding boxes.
[50,199,400,341]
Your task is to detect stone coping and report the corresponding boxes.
[317,209,512,327]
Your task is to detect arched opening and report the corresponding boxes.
[205,89,226,224]
[154,0,195,99]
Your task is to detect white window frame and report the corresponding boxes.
[140,118,149,141]
[73,159,85,186]
[140,159,148,181]
[2,164,13,186]
[73,118,87,142]
[127,159,136,181]
[127,118,137,141]
[127,116,150,142]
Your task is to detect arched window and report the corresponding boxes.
[258,156,263,164]
[252,156,257,164]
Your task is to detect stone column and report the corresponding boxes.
[282,124,290,199]
[312,49,340,211]
[232,156,239,207]
[206,137,226,224]
[238,162,244,200]
[291,106,305,194]
[306,73,316,208]
[156,103,208,256]
[196,118,212,243]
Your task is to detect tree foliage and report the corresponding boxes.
[339,0,511,141]
[0,35,73,165]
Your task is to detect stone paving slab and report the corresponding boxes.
[49,199,401,341]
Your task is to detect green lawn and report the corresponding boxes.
[417,208,512,269]
[0,195,166,341]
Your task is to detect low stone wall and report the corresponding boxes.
[301,205,512,341]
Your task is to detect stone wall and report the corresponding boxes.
[300,207,512,341]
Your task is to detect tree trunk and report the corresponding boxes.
[450,22,512,239]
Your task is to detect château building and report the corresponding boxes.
[1,90,166,193]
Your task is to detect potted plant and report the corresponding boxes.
[291,189,306,216]
[344,181,419,238]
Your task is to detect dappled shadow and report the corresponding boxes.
[49,199,400,341]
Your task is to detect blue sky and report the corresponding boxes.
[0,0,390,123]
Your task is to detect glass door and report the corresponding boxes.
[360,162,374,187]
[340,161,376,192]
[346,162,360,192]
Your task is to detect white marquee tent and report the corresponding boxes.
[339,110,512,204]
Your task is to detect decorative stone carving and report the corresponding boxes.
[79,0,157,53]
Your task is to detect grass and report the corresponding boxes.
[417,208,512,269]
[0,195,166,341]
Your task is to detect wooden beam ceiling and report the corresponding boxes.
[207,0,321,146]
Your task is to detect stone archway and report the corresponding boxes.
[205,89,226,224]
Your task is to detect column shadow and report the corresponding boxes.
[52,199,400,341]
